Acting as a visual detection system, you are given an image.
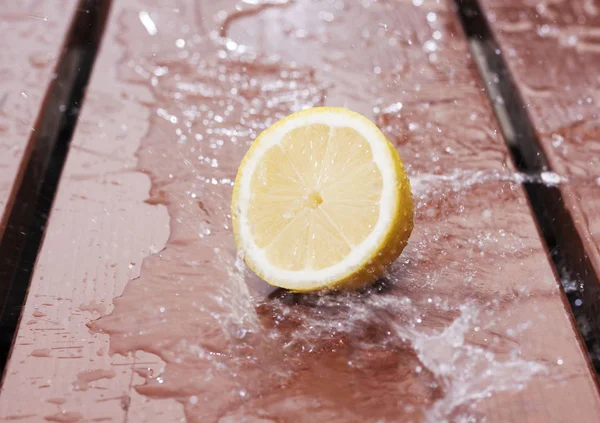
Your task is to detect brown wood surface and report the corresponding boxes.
[1,0,599,422]
[478,0,600,355]
[0,0,78,240]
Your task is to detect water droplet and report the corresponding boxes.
[225,39,239,51]
[139,11,158,36]
[381,102,402,114]
[540,171,561,186]
[423,40,437,52]
[318,11,334,22]
[538,24,550,36]
[551,134,564,147]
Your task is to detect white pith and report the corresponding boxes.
[235,109,397,290]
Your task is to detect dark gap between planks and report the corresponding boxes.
[1,0,598,387]
[454,0,600,374]
[0,0,111,376]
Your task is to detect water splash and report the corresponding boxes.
[88,1,565,422]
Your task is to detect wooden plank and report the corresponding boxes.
[0,0,79,241]
[1,0,599,422]
[477,0,600,360]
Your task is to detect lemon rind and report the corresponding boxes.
[232,107,413,291]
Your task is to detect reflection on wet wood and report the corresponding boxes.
[479,0,600,367]
[1,0,600,422]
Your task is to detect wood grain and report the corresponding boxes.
[478,0,600,357]
[0,0,599,422]
[0,0,78,241]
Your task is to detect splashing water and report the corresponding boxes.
[86,1,576,422]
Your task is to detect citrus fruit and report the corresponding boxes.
[231,107,413,291]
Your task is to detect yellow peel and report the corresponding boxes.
[232,107,413,291]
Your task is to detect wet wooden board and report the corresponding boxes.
[477,0,600,348]
[1,0,599,422]
[0,0,78,241]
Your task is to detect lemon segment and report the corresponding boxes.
[232,107,413,291]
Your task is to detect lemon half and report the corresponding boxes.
[232,107,413,291]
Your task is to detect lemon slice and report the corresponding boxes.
[232,107,413,291]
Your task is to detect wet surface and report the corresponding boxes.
[0,0,77,236]
[0,0,600,422]
[480,0,600,173]
[476,0,600,181]
[77,0,600,422]
[478,0,600,371]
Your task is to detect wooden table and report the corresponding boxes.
[0,0,79,320]
[1,0,600,422]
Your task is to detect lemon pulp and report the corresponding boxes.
[232,107,413,291]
